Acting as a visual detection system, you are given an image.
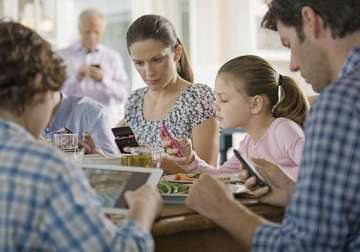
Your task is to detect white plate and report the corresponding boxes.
[161,173,243,184]
[161,174,197,184]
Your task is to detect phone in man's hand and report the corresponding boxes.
[233,149,268,187]
[91,64,101,69]
[160,122,183,157]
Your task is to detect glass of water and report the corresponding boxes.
[53,133,79,152]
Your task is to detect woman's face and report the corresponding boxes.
[214,73,252,129]
[129,39,178,91]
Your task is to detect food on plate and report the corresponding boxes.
[175,172,200,181]
[158,181,190,194]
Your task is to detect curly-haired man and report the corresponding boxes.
[0,21,161,251]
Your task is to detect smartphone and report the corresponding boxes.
[160,122,183,157]
[233,149,268,187]
[111,127,139,153]
[91,64,101,69]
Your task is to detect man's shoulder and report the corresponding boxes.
[98,44,121,58]
[57,42,79,56]
[12,137,72,178]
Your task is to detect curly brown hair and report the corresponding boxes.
[0,21,66,112]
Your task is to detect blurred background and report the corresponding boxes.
[0,0,316,95]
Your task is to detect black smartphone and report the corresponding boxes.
[233,149,268,187]
[91,64,101,69]
[111,127,139,153]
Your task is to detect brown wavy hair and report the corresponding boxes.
[0,21,66,113]
[218,55,309,126]
[126,14,194,83]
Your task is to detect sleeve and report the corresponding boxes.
[42,162,154,252]
[252,92,360,251]
[124,90,139,125]
[57,49,81,96]
[99,52,129,105]
[183,151,241,174]
[187,84,216,128]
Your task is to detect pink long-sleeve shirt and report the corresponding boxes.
[183,117,304,180]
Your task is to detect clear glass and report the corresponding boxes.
[53,133,78,152]
[120,147,162,168]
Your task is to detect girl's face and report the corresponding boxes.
[129,39,179,91]
[214,73,252,129]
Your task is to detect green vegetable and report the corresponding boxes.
[158,181,190,194]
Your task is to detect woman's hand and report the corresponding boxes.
[160,128,194,166]
[81,132,99,154]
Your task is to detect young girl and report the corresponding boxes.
[162,55,308,180]
[124,15,219,169]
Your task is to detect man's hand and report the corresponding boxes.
[77,65,89,81]
[186,174,235,221]
[243,158,296,207]
[126,185,162,232]
[89,66,104,81]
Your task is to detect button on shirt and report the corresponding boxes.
[0,119,153,251]
[253,48,360,251]
[59,42,129,126]
[44,94,118,154]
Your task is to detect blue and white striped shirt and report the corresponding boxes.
[0,120,153,251]
[253,48,360,251]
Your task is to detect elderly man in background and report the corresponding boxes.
[59,8,128,127]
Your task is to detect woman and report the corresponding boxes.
[125,14,219,169]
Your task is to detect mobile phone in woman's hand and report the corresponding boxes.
[160,122,183,157]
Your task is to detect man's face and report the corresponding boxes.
[79,15,104,51]
[23,91,59,139]
[277,20,332,93]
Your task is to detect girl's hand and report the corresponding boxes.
[160,129,193,166]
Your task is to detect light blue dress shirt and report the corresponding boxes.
[44,93,118,154]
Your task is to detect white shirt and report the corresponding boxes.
[59,42,129,126]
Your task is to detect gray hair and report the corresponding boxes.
[79,8,105,28]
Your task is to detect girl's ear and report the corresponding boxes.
[174,44,183,61]
[249,95,264,114]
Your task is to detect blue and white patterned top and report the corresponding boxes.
[124,83,216,147]
[0,119,153,251]
[253,48,360,251]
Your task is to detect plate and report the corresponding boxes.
[161,173,243,184]
[161,174,198,184]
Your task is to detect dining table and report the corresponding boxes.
[152,200,284,252]
[81,154,284,252]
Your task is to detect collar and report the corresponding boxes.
[338,47,360,79]
[74,41,101,54]
[0,118,34,141]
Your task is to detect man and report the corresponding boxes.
[43,92,118,154]
[186,0,360,251]
[59,8,128,127]
[0,21,161,251]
